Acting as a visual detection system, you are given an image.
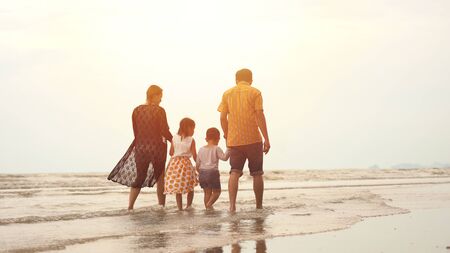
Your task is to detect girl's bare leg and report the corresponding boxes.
[186,191,194,208]
[128,187,141,210]
[206,189,221,209]
[157,174,166,206]
[176,194,183,210]
[203,189,212,208]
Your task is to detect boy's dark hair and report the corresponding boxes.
[206,127,220,141]
[177,118,195,136]
[236,68,252,82]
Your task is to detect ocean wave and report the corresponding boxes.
[1,234,129,253]
[0,209,133,225]
[2,168,450,190]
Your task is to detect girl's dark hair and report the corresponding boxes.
[206,127,220,141]
[177,118,195,136]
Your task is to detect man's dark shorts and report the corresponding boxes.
[199,169,221,190]
[229,142,264,177]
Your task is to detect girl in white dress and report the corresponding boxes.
[164,118,198,210]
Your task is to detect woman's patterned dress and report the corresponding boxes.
[108,104,173,188]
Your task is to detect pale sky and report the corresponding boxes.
[1,0,449,173]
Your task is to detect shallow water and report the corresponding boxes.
[217,208,450,253]
[1,169,449,252]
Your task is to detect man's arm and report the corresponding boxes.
[256,110,270,154]
[220,111,229,140]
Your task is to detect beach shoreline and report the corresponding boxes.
[1,169,450,253]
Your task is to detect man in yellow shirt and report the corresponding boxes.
[218,68,271,212]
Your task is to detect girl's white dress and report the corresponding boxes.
[164,135,198,194]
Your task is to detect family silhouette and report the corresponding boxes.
[108,68,271,212]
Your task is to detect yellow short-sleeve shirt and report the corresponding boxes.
[218,81,263,147]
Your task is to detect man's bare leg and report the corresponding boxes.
[253,175,264,209]
[157,175,166,206]
[228,172,240,212]
[128,187,141,210]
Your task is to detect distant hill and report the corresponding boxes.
[391,162,450,169]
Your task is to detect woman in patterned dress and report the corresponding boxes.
[108,85,173,210]
[164,118,198,210]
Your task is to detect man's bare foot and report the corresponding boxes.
[127,208,134,213]
[185,205,194,211]
[206,206,215,211]
[229,206,236,213]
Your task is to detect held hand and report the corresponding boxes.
[263,140,271,154]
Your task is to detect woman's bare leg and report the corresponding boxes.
[203,189,212,208]
[206,189,221,209]
[128,187,141,210]
[157,174,166,206]
[176,194,183,210]
[186,191,194,208]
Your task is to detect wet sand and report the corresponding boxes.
[216,208,450,253]
[1,169,449,252]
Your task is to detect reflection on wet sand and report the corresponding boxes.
[129,209,170,250]
[201,216,267,253]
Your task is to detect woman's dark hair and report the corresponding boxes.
[146,85,163,104]
[206,127,220,141]
[177,118,195,136]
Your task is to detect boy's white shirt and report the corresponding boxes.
[196,145,230,171]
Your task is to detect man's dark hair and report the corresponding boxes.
[236,68,252,82]
[206,127,220,141]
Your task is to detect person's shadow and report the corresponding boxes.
[230,239,266,253]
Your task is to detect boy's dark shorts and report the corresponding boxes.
[199,169,221,189]
[229,142,264,177]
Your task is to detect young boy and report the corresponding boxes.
[196,127,230,210]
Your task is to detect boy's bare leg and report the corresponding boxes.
[228,172,240,212]
[203,189,212,208]
[206,189,221,209]
[186,191,194,208]
[176,194,183,210]
[157,175,166,206]
[253,175,264,209]
[128,187,141,210]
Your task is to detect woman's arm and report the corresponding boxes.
[132,109,138,139]
[160,108,173,143]
[190,139,197,162]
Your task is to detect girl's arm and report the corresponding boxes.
[195,155,201,172]
[217,147,230,161]
[190,139,197,162]
[169,142,174,156]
